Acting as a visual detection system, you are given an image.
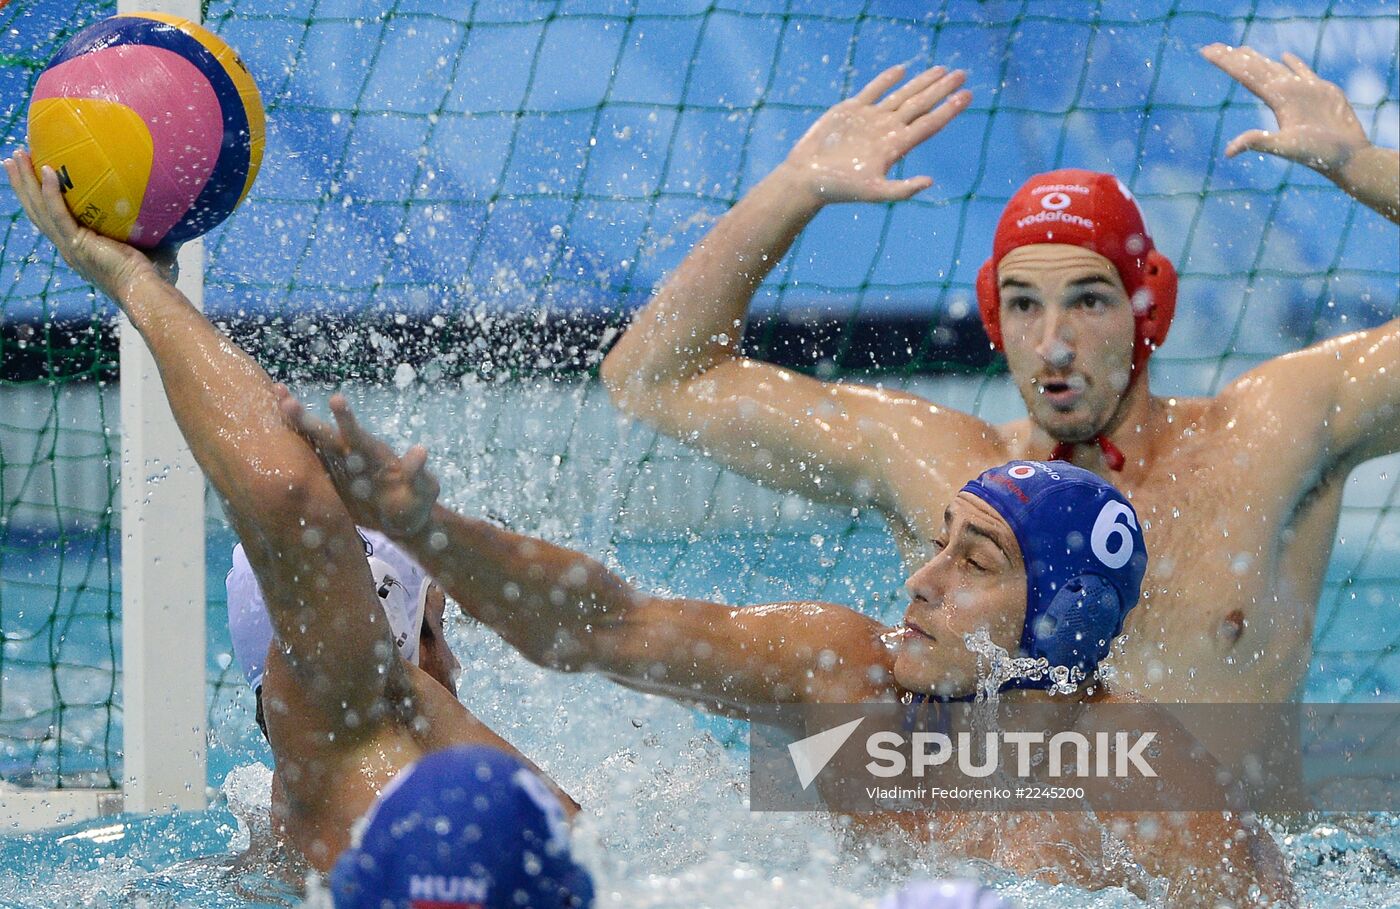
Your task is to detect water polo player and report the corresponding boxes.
[3,153,594,907]
[227,526,460,740]
[599,45,1399,721]
[280,383,1296,904]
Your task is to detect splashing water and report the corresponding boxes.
[1,381,1397,906]
[962,628,1083,700]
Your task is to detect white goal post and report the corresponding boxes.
[0,0,207,832]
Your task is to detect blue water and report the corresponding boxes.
[0,518,912,791]
[1,517,1399,907]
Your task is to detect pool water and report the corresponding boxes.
[1,518,1399,908]
[1,382,1398,907]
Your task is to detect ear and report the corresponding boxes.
[976,257,1003,350]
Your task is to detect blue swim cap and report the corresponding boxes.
[330,746,594,909]
[961,461,1147,688]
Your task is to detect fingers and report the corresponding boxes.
[5,150,49,231]
[1200,43,1276,91]
[330,394,403,469]
[36,159,81,242]
[403,445,442,503]
[1281,51,1315,79]
[879,65,946,111]
[1,156,31,226]
[403,444,429,476]
[1224,128,1279,158]
[1201,43,1299,104]
[7,149,85,253]
[903,88,973,148]
[38,162,68,219]
[276,389,304,428]
[329,394,374,449]
[1200,43,1257,87]
[280,391,345,453]
[2,154,20,196]
[872,175,934,202]
[853,64,906,104]
[893,69,967,125]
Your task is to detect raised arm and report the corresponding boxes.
[279,393,897,716]
[1269,318,1400,468]
[1210,317,1400,537]
[599,66,982,512]
[1202,43,1400,223]
[3,151,404,742]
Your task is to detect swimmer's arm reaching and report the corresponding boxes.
[280,392,897,715]
[599,66,985,515]
[3,152,406,744]
[402,511,893,714]
[1202,43,1400,223]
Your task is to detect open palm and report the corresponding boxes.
[1202,44,1369,176]
[782,64,972,203]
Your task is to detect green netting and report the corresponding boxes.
[0,0,1396,790]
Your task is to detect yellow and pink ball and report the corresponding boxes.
[27,12,265,248]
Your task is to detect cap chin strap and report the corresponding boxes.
[1050,435,1125,471]
[905,677,1051,706]
[1045,359,1147,472]
[907,689,973,705]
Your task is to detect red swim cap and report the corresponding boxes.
[976,169,1177,373]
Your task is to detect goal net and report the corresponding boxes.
[1,0,1396,822]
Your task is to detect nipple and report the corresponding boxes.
[1216,609,1246,647]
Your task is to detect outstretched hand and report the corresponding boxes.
[1201,43,1371,177]
[780,64,972,204]
[2,148,175,297]
[277,389,441,539]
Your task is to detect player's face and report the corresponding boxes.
[996,245,1137,442]
[892,492,1026,696]
[416,584,462,694]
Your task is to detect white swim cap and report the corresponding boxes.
[226,528,431,691]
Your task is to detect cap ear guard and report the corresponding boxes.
[1131,249,1177,368]
[1025,573,1126,677]
[975,257,1003,351]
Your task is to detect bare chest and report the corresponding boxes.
[1101,455,1341,701]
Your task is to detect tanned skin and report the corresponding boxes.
[597,48,1399,727]
[2,153,574,874]
[277,389,1297,906]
